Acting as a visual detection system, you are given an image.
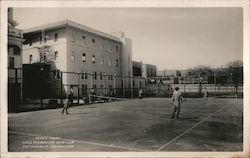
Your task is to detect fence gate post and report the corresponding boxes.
[60,71,63,105]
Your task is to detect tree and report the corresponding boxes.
[225,60,243,68]
[225,60,243,97]
[176,70,182,77]
[185,65,214,96]
[185,65,214,77]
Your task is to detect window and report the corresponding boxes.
[116,45,119,52]
[8,57,14,68]
[92,55,95,63]
[92,39,95,44]
[71,33,75,42]
[116,59,119,67]
[100,85,103,89]
[111,75,113,80]
[71,55,75,62]
[100,72,103,80]
[82,53,86,62]
[94,72,97,80]
[93,85,97,90]
[29,55,33,64]
[54,33,58,42]
[85,73,88,79]
[82,36,86,45]
[54,51,58,61]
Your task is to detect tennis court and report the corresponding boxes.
[8,97,243,151]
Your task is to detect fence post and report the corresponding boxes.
[77,72,80,104]
[60,71,63,105]
[113,74,116,96]
[103,72,106,94]
[130,76,133,99]
[123,75,125,98]
[184,75,186,94]
[90,73,93,89]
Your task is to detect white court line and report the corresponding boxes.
[9,130,146,151]
[181,108,202,117]
[157,106,225,151]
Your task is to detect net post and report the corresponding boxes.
[60,71,63,105]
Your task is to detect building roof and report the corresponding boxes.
[23,19,122,43]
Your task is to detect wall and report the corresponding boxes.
[65,27,123,92]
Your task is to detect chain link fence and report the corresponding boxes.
[8,67,243,112]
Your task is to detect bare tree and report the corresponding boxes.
[225,60,243,98]
[185,65,214,96]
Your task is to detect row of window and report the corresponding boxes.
[72,53,119,67]
[27,32,120,54]
[82,84,113,90]
[71,33,120,53]
[28,50,119,67]
[80,72,114,80]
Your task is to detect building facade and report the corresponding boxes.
[8,8,24,111]
[132,61,142,77]
[22,20,137,98]
[143,64,157,78]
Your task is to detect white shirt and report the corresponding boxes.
[172,91,183,105]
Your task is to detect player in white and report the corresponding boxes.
[203,87,208,99]
[171,87,184,119]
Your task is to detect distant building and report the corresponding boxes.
[142,64,157,78]
[157,69,189,84]
[132,61,157,85]
[8,8,24,111]
[132,61,142,77]
[22,20,138,97]
[157,69,188,77]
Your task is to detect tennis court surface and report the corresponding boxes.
[8,98,243,151]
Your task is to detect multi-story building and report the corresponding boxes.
[22,20,134,98]
[143,64,157,78]
[8,8,24,111]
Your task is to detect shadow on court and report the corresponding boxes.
[8,98,243,152]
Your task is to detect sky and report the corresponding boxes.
[13,7,243,70]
